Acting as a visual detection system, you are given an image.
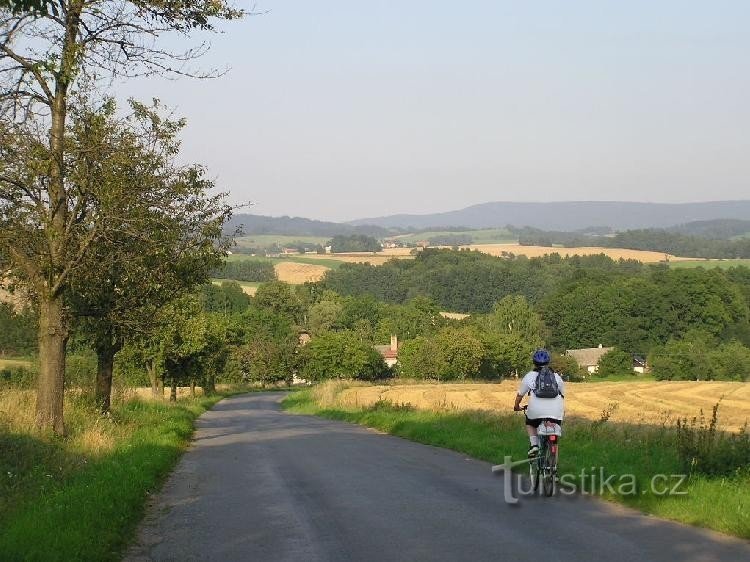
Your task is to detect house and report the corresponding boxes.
[566,344,613,374]
[375,335,400,368]
[632,355,648,374]
[281,248,300,255]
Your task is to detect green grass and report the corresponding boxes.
[225,253,344,269]
[394,228,516,245]
[283,388,750,539]
[233,234,330,249]
[0,389,243,561]
[668,259,750,270]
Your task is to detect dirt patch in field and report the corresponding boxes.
[337,381,750,432]
[274,262,330,284]
[465,244,692,263]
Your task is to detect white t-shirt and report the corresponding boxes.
[517,370,565,421]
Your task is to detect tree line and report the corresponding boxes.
[515,226,750,259]
[1,0,244,434]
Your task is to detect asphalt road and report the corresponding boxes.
[126,392,750,562]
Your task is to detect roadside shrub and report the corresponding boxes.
[676,403,750,476]
[0,365,36,388]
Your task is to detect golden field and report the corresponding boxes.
[465,244,692,263]
[274,261,331,284]
[336,380,750,432]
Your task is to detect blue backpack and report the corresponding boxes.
[534,366,560,399]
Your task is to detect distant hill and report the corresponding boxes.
[225,214,393,238]
[666,219,750,240]
[349,201,750,232]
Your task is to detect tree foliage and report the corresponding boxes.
[596,348,633,377]
[299,331,389,382]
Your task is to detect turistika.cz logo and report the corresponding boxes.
[492,456,688,504]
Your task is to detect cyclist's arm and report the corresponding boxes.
[513,393,524,411]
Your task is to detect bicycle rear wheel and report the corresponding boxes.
[541,441,557,497]
[530,459,540,493]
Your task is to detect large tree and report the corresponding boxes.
[68,100,231,413]
[0,0,242,433]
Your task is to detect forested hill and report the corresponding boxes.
[349,201,750,231]
[224,214,394,238]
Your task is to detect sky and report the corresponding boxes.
[117,1,750,222]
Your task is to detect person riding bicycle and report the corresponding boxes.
[513,349,565,457]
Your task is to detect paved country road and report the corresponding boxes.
[126,393,750,562]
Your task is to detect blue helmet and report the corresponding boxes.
[532,349,550,365]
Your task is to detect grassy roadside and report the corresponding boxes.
[283,386,750,539]
[0,388,242,561]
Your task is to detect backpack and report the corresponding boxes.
[533,366,560,399]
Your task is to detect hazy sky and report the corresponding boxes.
[118,1,750,222]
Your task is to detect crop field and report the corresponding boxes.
[336,380,750,433]
[233,234,330,249]
[394,228,516,245]
[274,261,331,284]
[466,244,693,263]
[0,358,32,370]
[668,259,750,270]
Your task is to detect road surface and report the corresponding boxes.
[126,392,750,562]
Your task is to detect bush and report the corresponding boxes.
[300,331,390,381]
[0,365,36,388]
[597,348,633,377]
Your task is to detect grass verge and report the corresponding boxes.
[283,386,750,539]
[0,388,241,561]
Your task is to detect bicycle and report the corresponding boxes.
[521,406,561,497]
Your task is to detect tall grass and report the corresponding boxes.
[283,383,750,539]
[0,386,238,561]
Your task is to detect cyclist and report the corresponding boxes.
[513,349,565,457]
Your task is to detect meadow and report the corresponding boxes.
[668,259,750,270]
[0,386,248,561]
[233,234,330,249]
[393,228,516,245]
[0,357,33,370]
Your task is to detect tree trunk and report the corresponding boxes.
[158,378,164,398]
[95,328,121,414]
[35,297,68,435]
[95,349,114,414]
[170,378,177,402]
[203,374,216,395]
[147,361,160,399]
[190,380,196,398]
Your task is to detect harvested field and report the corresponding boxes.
[0,358,32,370]
[301,248,415,266]
[336,381,750,432]
[465,244,692,263]
[274,261,330,283]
